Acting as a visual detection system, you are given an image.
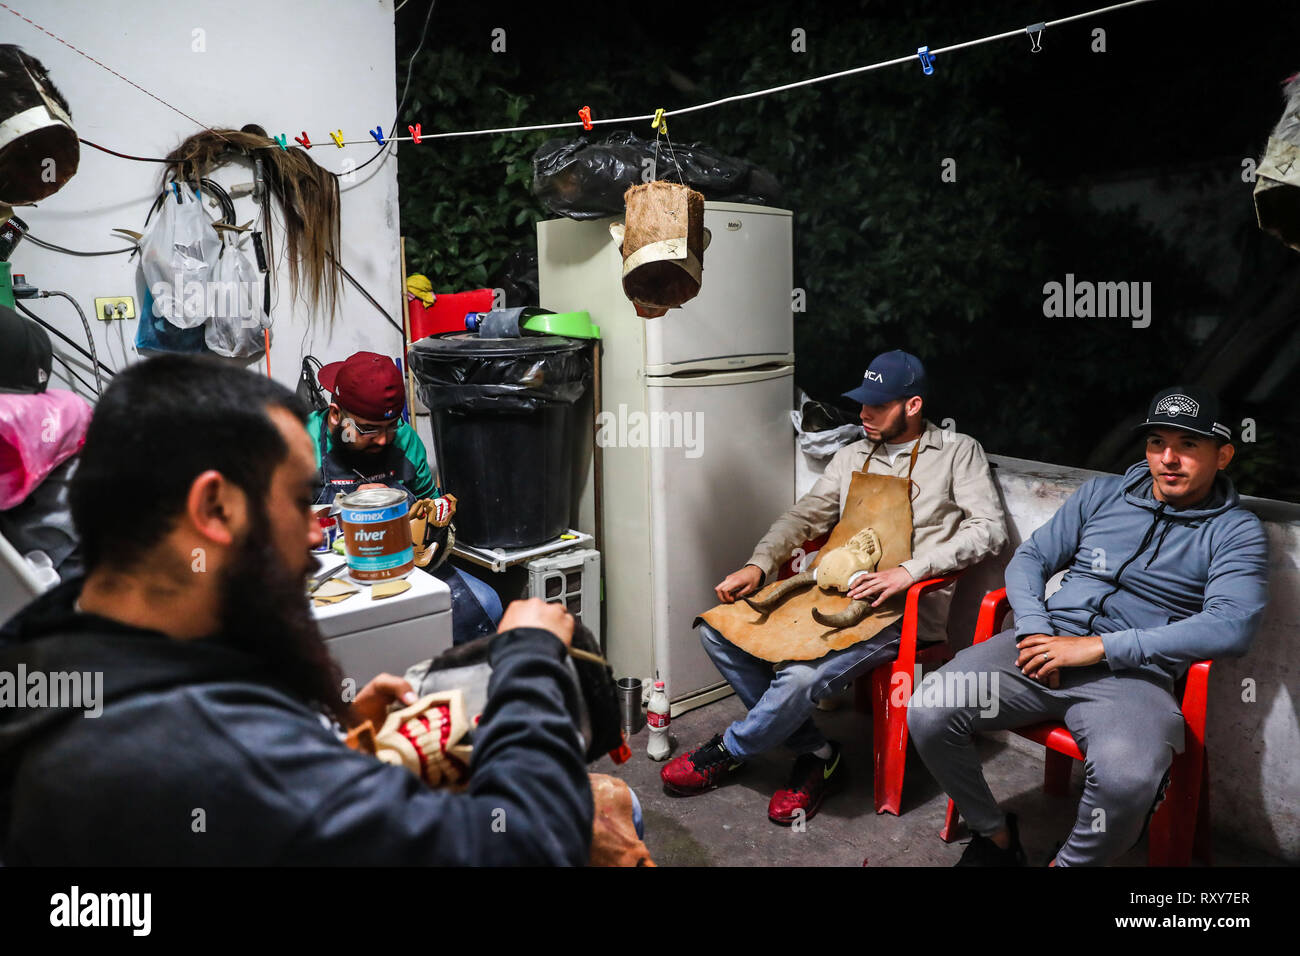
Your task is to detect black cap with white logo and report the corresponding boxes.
[1133,385,1231,442]
[0,304,51,394]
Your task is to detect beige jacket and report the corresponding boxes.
[746,421,1009,643]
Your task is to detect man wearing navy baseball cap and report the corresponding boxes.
[910,384,1269,866]
[664,349,1009,822]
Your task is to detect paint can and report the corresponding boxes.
[337,487,414,583]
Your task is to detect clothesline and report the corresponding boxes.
[5,0,1158,162]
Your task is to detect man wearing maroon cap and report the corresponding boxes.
[308,351,434,504]
[307,351,502,643]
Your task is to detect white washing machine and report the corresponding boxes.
[311,554,453,687]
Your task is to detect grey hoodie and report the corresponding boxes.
[1005,461,1269,684]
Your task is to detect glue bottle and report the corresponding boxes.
[646,680,671,761]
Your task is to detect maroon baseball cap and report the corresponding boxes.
[317,351,406,421]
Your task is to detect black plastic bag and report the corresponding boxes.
[489,245,539,308]
[408,334,591,413]
[531,130,784,220]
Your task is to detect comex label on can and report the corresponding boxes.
[337,488,414,583]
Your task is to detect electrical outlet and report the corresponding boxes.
[94,296,135,320]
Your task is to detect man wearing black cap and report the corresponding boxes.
[662,350,1008,823]
[909,385,1270,866]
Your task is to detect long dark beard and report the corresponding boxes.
[329,422,388,472]
[217,510,348,724]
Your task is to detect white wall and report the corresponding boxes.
[8,0,404,396]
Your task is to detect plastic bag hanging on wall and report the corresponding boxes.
[139,184,222,330]
[204,236,271,358]
[608,181,711,319]
[1254,72,1300,251]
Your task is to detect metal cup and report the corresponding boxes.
[617,677,645,736]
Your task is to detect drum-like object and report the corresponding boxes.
[609,181,710,318]
[0,45,79,206]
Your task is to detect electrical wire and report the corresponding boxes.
[328,251,404,334]
[24,232,137,257]
[40,290,106,393]
[49,351,99,396]
[14,300,115,388]
[343,0,437,178]
[78,138,173,163]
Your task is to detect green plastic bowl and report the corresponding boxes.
[522,310,600,339]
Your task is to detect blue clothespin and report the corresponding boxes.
[274,133,288,151]
[369,125,385,146]
[917,46,936,75]
[171,181,180,203]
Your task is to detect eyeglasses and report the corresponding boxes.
[341,415,400,438]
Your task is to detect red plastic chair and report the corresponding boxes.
[938,587,1213,866]
[777,534,958,815]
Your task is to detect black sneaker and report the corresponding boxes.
[660,733,744,794]
[955,812,1027,866]
[769,742,842,824]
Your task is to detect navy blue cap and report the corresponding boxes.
[842,350,928,405]
[1133,385,1231,442]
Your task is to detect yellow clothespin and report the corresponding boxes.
[652,108,667,135]
[330,129,345,149]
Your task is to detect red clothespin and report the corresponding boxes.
[369,125,385,146]
[294,131,312,149]
[330,129,345,148]
[578,105,592,130]
[274,133,288,151]
[408,122,422,144]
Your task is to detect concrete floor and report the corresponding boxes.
[595,692,1286,867]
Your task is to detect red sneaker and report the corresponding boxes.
[660,734,743,795]
[768,742,842,824]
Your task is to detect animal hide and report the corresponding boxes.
[610,181,710,317]
[699,469,913,662]
[1254,71,1300,251]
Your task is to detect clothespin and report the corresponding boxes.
[1026,22,1045,53]
[330,129,345,148]
[171,181,180,203]
[578,105,592,131]
[408,122,422,144]
[652,107,667,132]
[295,131,312,149]
[917,46,936,75]
[274,133,288,151]
[369,125,385,146]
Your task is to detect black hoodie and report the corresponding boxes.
[0,577,593,865]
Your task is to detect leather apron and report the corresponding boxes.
[698,440,917,663]
[313,414,418,506]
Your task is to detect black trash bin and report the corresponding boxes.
[408,333,592,549]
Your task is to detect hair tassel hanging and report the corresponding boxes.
[159,125,343,322]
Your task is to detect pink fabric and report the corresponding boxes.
[0,390,93,510]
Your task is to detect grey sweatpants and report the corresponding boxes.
[907,628,1185,867]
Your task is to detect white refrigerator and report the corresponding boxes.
[538,202,795,713]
